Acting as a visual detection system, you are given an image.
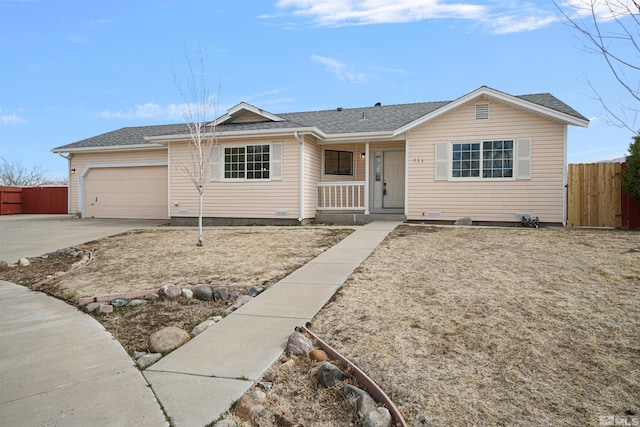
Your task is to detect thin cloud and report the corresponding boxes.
[275,0,567,33]
[563,0,638,21]
[311,55,368,83]
[1,113,28,125]
[489,13,559,34]
[277,0,486,26]
[99,102,187,121]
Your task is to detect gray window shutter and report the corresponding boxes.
[271,143,283,180]
[435,141,448,181]
[516,138,531,180]
[211,145,221,181]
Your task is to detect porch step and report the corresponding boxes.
[315,212,406,224]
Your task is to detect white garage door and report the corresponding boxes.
[84,166,168,219]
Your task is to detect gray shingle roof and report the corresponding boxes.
[52,92,587,151]
[53,123,189,151]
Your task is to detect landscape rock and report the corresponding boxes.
[0,260,8,271]
[148,326,189,353]
[18,258,30,267]
[315,361,347,387]
[190,317,222,337]
[309,349,328,362]
[285,331,314,356]
[247,285,265,297]
[363,407,392,427]
[340,384,370,400]
[144,293,160,301]
[234,393,267,423]
[212,420,237,427]
[95,304,113,316]
[181,288,193,299]
[213,286,230,301]
[85,302,108,313]
[133,351,147,359]
[110,298,128,307]
[136,353,162,369]
[129,299,147,307]
[229,295,253,311]
[193,285,213,301]
[257,382,273,390]
[357,394,378,419]
[454,217,473,226]
[279,359,296,371]
[159,284,182,299]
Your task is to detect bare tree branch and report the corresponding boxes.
[173,48,220,246]
[555,0,640,133]
[0,157,49,186]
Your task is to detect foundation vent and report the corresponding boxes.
[423,212,442,217]
[515,212,531,219]
[276,210,288,216]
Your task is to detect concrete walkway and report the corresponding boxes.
[0,280,168,427]
[144,221,400,426]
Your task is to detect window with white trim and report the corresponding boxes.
[224,144,270,180]
[451,139,514,179]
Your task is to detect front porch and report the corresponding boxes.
[315,181,405,224]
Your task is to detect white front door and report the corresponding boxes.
[372,150,405,211]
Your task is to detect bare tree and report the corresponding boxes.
[0,157,49,186]
[174,51,220,246]
[555,0,640,134]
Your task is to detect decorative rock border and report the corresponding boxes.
[30,248,94,291]
[300,324,408,427]
[81,283,269,370]
[228,327,407,427]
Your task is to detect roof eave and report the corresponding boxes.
[51,143,165,154]
[320,131,401,144]
[144,127,327,144]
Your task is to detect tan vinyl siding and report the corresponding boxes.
[321,143,367,182]
[232,112,271,123]
[68,149,168,216]
[170,137,300,219]
[407,99,567,223]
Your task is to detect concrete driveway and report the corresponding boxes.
[0,214,167,263]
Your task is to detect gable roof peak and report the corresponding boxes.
[211,102,285,126]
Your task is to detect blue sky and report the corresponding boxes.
[0,0,636,181]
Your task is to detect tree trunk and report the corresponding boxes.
[198,189,203,246]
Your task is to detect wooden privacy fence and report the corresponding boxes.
[567,162,640,229]
[0,186,68,215]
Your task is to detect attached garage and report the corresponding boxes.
[83,166,168,219]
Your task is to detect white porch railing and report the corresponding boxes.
[316,181,366,210]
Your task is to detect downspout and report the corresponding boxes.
[56,152,72,216]
[294,131,305,223]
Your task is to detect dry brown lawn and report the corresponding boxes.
[54,227,350,301]
[3,225,639,426]
[308,225,640,426]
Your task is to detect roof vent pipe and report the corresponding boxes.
[337,107,343,111]
[374,102,381,107]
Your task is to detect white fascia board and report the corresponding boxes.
[393,86,589,136]
[51,143,165,154]
[209,102,285,126]
[145,127,326,143]
[319,131,401,144]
